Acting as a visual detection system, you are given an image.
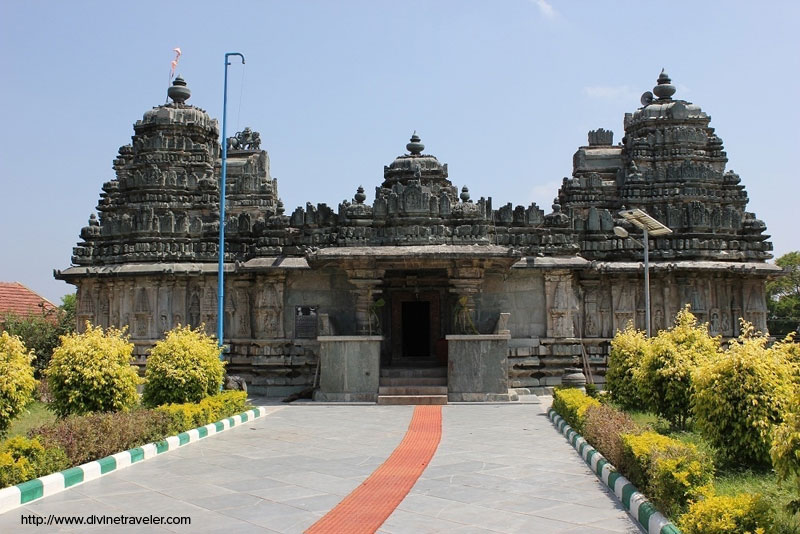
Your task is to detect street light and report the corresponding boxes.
[218,52,245,354]
[614,208,672,337]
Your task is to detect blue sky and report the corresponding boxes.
[1,0,798,303]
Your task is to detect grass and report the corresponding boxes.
[6,401,56,438]
[714,469,800,534]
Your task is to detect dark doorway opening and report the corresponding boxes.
[401,301,430,358]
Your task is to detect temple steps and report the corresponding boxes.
[377,366,448,405]
[379,367,447,378]
[377,394,448,406]
[379,377,447,386]
[378,386,448,396]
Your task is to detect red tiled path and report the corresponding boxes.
[305,405,443,534]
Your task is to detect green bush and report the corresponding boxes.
[606,325,649,410]
[693,321,795,465]
[677,493,774,534]
[619,431,676,490]
[582,403,641,468]
[552,388,600,435]
[30,391,247,469]
[0,435,68,488]
[635,306,719,429]
[0,332,37,437]
[157,390,248,434]
[142,326,225,407]
[46,324,139,417]
[32,410,173,467]
[771,391,800,515]
[619,431,713,517]
[649,443,714,518]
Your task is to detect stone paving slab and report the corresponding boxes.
[0,402,643,533]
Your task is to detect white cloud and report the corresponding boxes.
[583,85,638,101]
[532,0,556,19]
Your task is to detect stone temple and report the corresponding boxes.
[56,70,779,402]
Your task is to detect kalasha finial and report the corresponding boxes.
[460,186,471,202]
[406,131,424,155]
[653,69,676,100]
[354,185,366,204]
[168,75,191,104]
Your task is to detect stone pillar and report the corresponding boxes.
[448,263,484,334]
[545,270,575,338]
[449,279,481,334]
[345,267,384,335]
[349,278,383,335]
[107,280,118,328]
[76,281,95,332]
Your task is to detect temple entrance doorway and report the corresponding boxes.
[401,301,430,358]
[389,290,441,366]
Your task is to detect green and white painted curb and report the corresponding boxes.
[547,408,681,534]
[0,406,273,514]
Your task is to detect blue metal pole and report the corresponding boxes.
[218,52,245,354]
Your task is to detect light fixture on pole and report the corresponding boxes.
[218,52,245,355]
[614,208,672,337]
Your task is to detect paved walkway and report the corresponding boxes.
[0,401,643,534]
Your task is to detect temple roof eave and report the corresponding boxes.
[307,244,520,260]
[589,260,781,275]
[54,257,311,280]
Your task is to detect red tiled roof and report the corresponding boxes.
[0,282,57,319]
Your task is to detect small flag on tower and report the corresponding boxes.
[169,47,182,80]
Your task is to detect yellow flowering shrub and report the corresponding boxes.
[619,431,713,518]
[692,321,794,465]
[156,390,248,434]
[552,388,600,434]
[142,325,225,407]
[635,306,719,429]
[771,391,800,515]
[0,332,37,436]
[46,324,139,417]
[619,431,675,489]
[0,436,68,488]
[677,493,773,534]
[606,324,649,410]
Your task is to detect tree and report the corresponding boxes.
[0,293,76,376]
[767,251,800,337]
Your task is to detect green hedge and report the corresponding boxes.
[552,388,600,435]
[0,435,68,488]
[32,409,174,467]
[157,391,248,435]
[582,403,640,468]
[1,391,252,489]
[619,431,713,518]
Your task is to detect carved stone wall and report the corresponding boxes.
[60,72,779,396]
